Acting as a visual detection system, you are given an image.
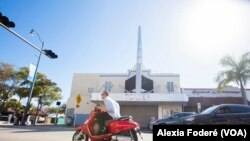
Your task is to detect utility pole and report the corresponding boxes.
[1,13,58,125]
[55,101,61,125]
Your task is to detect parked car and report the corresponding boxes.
[148,112,196,130]
[183,104,250,125]
[0,112,13,120]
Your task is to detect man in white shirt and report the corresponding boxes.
[102,91,121,118]
[96,91,121,133]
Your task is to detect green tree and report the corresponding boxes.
[34,73,62,107]
[14,67,62,107]
[48,103,66,114]
[15,87,29,102]
[1,62,62,112]
[0,62,16,110]
[0,65,30,111]
[48,107,57,114]
[14,67,30,102]
[60,103,66,113]
[5,99,23,111]
[216,52,250,105]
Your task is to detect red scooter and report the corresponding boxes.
[72,107,142,141]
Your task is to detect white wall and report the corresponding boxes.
[158,105,183,119]
[67,72,182,115]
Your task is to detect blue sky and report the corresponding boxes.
[1,0,250,104]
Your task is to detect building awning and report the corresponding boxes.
[186,97,243,107]
[91,93,188,105]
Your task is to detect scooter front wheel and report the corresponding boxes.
[72,130,89,141]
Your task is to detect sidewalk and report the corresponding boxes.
[0,121,75,130]
[0,121,12,125]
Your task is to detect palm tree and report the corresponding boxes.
[216,52,250,105]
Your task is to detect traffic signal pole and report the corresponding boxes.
[1,16,57,59]
[1,13,58,125]
[0,22,45,55]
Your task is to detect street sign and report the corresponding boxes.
[76,94,82,108]
[66,108,74,115]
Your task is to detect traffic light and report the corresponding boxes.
[0,12,15,28]
[43,49,58,59]
[56,101,61,106]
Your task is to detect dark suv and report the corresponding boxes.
[184,104,250,125]
[149,112,196,130]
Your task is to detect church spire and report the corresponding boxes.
[136,26,142,93]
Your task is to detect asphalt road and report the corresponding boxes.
[0,125,152,141]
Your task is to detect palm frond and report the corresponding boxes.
[220,55,237,69]
[242,52,250,60]
[216,69,239,88]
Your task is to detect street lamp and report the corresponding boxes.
[21,29,44,126]
[2,15,58,125]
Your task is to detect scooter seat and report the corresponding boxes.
[115,116,132,120]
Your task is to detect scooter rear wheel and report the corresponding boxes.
[72,130,89,141]
[111,129,138,141]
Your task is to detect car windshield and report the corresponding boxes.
[200,105,220,114]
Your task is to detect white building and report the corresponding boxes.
[181,87,250,112]
[66,27,250,127]
[66,26,188,127]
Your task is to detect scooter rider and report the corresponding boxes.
[96,91,121,133]
[73,95,140,141]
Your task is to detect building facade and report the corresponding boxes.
[66,27,188,127]
[66,67,188,127]
[182,87,250,113]
[65,27,250,127]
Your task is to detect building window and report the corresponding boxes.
[104,81,113,92]
[166,82,174,93]
[125,75,153,93]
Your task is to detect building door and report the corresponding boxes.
[121,105,158,128]
[162,108,171,118]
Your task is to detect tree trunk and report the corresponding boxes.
[240,80,248,105]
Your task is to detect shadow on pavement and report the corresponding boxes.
[0,124,153,134]
[140,128,152,133]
